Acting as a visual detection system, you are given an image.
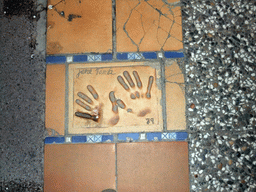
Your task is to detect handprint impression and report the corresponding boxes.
[75,85,102,122]
[108,70,154,126]
[118,71,154,100]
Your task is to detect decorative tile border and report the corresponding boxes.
[71,136,87,143]
[117,52,146,60]
[87,135,102,143]
[45,51,183,64]
[164,52,184,58]
[73,55,87,62]
[46,56,66,64]
[118,133,140,141]
[44,132,187,144]
[102,135,114,142]
[147,132,162,141]
[45,137,65,144]
[88,55,102,62]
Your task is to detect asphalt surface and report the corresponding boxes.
[1,0,45,190]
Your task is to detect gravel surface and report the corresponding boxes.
[183,0,256,191]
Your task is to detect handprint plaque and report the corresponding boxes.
[69,62,162,134]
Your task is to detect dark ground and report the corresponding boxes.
[0,0,256,191]
[1,0,45,191]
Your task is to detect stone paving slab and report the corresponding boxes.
[45,59,186,137]
[46,0,112,54]
[116,0,183,52]
[44,143,116,192]
[68,62,162,134]
[117,142,189,192]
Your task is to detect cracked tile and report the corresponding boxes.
[68,62,163,134]
[45,64,66,135]
[116,0,183,52]
[165,60,186,130]
[46,0,112,55]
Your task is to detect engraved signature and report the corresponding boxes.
[76,68,115,78]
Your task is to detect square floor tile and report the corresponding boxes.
[116,0,183,52]
[44,143,116,192]
[117,142,189,192]
[165,60,186,130]
[45,64,66,136]
[46,0,112,55]
[68,62,163,134]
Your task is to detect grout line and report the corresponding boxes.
[115,142,118,192]
[64,63,69,136]
[161,59,167,131]
[112,0,117,60]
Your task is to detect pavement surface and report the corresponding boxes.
[0,0,255,191]
[1,0,45,190]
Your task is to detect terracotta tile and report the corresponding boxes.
[117,142,189,192]
[45,64,65,135]
[116,0,183,52]
[46,0,112,55]
[68,62,163,134]
[44,143,116,192]
[165,61,186,130]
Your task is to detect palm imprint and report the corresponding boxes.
[75,85,102,122]
[108,70,154,125]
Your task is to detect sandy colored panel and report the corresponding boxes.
[68,62,162,134]
[44,143,116,192]
[46,0,112,54]
[45,64,65,135]
[117,142,189,192]
[165,61,186,130]
[116,0,183,52]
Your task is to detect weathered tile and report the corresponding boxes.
[165,61,186,130]
[116,0,183,52]
[44,143,116,192]
[45,64,65,135]
[68,62,163,134]
[46,0,112,55]
[117,142,189,192]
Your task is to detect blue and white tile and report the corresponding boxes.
[118,133,140,141]
[88,55,102,62]
[128,53,143,60]
[161,132,169,140]
[45,137,65,144]
[87,135,102,143]
[102,135,114,142]
[72,136,87,143]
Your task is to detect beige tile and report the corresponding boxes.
[45,64,65,135]
[117,142,190,192]
[46,0,112,55]
[165,61,186,130]
[68,62,163,134]
[44,143,116,192]
[116,0,183,52]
